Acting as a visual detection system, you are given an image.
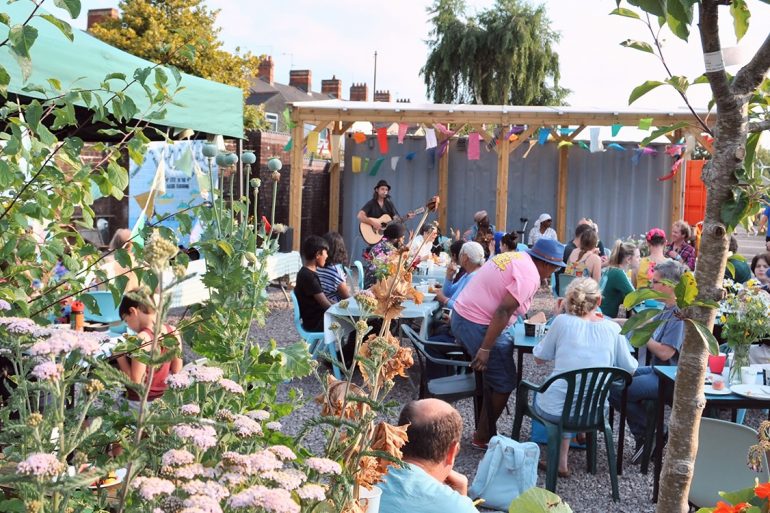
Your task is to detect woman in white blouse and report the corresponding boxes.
[528,213,558,246]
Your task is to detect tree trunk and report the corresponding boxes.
[656,2,770,511]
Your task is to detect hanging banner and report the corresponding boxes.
[589,127,604,153]
[376,127,389,154]
[608,143,625,151]
[368,157,385,176]
[537,127,550,145]
[353,132,367,144]
[611,124,622,137]
[363,157,370,173]
[352,156,362,173]
[405,151,416,161]
[638,118,653,131]
[391,156,400,170]
[306,131,319,154]
[283,138,293,151]
[578,141,590,151]
[468,132,481,160]
[398,123,409,144]
[425,128,437,149]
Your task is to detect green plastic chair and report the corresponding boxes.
[512,366,632,501]
[689,417,770,508]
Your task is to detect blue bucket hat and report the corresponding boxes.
[526,238,566,267]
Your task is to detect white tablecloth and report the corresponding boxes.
[165,251,302,309]
[323,297,440,347]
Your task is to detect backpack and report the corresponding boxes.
[468,435,539,510]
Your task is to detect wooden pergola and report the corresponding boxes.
[288,100,714,249]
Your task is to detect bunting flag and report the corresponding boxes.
[363,157,370,173]
[151,152,167,195]
[659,159,683,181]
[665,144,684,157]
[557,140,573,148]
[522,139,537,159]
[631,148,643,165]
[283,138,293,151]
[376,127,389,154]
[391,156,400,170]
[306,131,319,154]
[425,128,437,149]
[353,132,367,144]
[368,157,385,176]
[194,160,209,197]
[133,191,157,220]
[468,132,481,160]
[175,145,194,177]
[611,124,622,137]
[189,219,203,244]
[559,127,574,136]
[537,127,550,145]
[577,141,590,151]
[508,134,519,143]
[405,151,416,161]
[282,109,296,129]
[608,143,625,151]
[438,138,450,158]
[641,146,657,155]
[511,125,526,135]
[638,118,653,130]
[434,123,452,136]
[589,127,604,153]
[398,123,408,144]
[330,134,341,163]
[352,156,362,173]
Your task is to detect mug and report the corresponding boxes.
[741,366,757,385]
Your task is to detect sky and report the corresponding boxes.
[57,0,770,111]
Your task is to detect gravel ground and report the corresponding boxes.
[178,287,765,513]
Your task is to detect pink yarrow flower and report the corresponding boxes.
[233,415,263,437]
[305,457,342,475]
[297,483,326,501]
[0,317,38,335]
[166,372,192,389]
[173,424,218,451]
[268,445,296,461]
[218,378,244,394]
[247,409,270,421]
[132,476,176,500]
[30,361,63,381]
[0,299,11,311]
[181,404,201,416]
[265,421,282,431]
[229,486,300,513]
[182,494,224,513]
[16,453,64,478]
[162,449,195,467]
[187,364,224,383]
[261,469,306,490]
[182,480,230,501]
[170,463,216,480]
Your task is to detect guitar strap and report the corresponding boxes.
[384,195,401,221]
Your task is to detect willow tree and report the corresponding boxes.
[613,1,770,511]
[89,0,266,129]
[421,0,569,105]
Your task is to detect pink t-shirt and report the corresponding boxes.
[453,251,541,325]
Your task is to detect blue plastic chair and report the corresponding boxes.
[352,260,365,290]
[516,243,529,252]
[290,291,341,379]
[82,291,126,334]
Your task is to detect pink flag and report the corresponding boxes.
[397,123,408,144]
[376,127,389,154]
[468,132,481,160]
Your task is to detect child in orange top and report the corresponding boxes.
[116,295,183,405]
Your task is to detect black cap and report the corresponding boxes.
[374,180,391,190]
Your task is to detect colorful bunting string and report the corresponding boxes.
[405,151,416,161]
[557,140,573,148]
[611,124,622,137]
[391,156,400,170]
[608,143,625,151]
[283,138,293,151]
[577,141,590,151]
[638,118,653,131]
[351,156,362,173]
[398,123,408,144]
[537,128,550,145]
[425,128,437,149]
[368,157,385,176]
[589,127,604,153]
[363,157,370,173]
[522,139,536,159]
[468,132,481,160]
[306,131,319,154]
[376,127,389,154]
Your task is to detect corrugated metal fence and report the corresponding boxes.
[342,133,672,260]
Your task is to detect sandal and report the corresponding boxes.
[538,459,570,478]
[471,432,489,451]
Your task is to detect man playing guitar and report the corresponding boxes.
[357,180,415,245]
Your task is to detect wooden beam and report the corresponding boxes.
[328,121,343,232]
[496,133,510,232]
[470,124,498,154]
[438,134,450,232]
[686,127,714,155]
[508,126,539,154]
[566,124,586,141]
[289,118,304,251]
[334,121,354,135]
[556,143,570,241]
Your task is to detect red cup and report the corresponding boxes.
[708,353,727,375]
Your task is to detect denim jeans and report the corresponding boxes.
[610,366,659,440]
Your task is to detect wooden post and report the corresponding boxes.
[328,121,342,232]
[556,142,570,242]
[438,133,450,233]
[289,117,304,251]
[496,132,510,232]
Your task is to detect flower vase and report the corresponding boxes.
[730,345,750,383]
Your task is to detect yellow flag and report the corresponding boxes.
[352,156,362,173]
[307,131,319,153]
[133,190,156,216]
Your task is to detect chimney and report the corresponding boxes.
[258,56,274,85]
[374,90,391,102]
[87,8,118,30]
[289,69,312,92]
[349,83,368,102]
[321,75,342,99]
[396,98,411,103]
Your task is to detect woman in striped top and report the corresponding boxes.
[316,232,351,303]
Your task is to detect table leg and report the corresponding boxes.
[516,349,524,387]
[652,377,668,502]
[617,387,628,475]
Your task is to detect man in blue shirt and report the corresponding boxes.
[379,399,478,513]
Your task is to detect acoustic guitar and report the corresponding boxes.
[359,196,439,245]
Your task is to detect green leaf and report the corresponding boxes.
[628,0,666,17]
[725,260,736,278]
[620,307,661,335]
[620,39,655,54]
[46,78,62,90]
[53,0,82,18]
[721,188,751,232]
[629,319,664,348]
[666,75,689,95]
[104,72,127,82]
[640,121,690,146]
[674,271,698,308]
[114,248,132,268]
[24,100,42,131]
[688,319,720,355]
[278,341,314,379]
[0,65,9,97]
[610,7,641,19]
[718,486,759,507]
[729,0,751,41]
[216,240,233,256]
[0,499,25,513]
[692,74,710,85]
[666,0,695,41]
[623,288,669,309]
[39,14,73,41]
[629,80,664,105]
[9,24,38,81]
[0,13,10,26]
[508,487,573,513]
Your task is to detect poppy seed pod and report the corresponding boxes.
[202,143,218,158]
[241,152,256,165]
[267,157,282,172]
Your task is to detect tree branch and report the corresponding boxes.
[733,33,770,96]
[749,119,770,133]
[698,1,734,114]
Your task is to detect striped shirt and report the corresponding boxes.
[316,264,347,303]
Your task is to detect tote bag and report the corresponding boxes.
[468,435,539,510]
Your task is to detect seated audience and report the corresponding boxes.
[601,241,639,318]
[117,294,183,408]
[636,228,667,288]
[317,232,351,302]
[666,220,696,270]
[565,227,602,282]
[97,229,139,291]
[494,231,519,254]
[436,242,485,310]
[610,259,687,463]
[465,210,495,257]
[724,236,751,283]
[533,278,637,476]
[364,223,406,288]
[751,252,770,291]
[378,399,477,513]
[295,235,332,332]
[528,213,557,246]
[442,240,467,294]
[409,224,438,261]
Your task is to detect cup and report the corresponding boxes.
[524,321,545,338]
[535,324,546,338]
[359,486,382,513]
[741,366,757,385]
[708,353,727,375]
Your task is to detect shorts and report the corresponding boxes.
[450,313,517,393]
